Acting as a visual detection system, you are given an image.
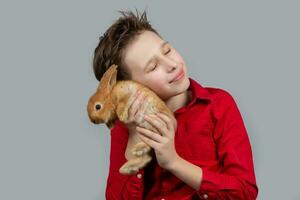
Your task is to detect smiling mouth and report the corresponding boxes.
[170,70,184,83]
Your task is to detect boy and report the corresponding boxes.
[93,10,258,200]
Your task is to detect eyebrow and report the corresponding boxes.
[143,41,169,71]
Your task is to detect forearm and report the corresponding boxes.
[167,155,203,190]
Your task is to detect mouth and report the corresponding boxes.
[170,69,184,83]
[106,118,116,129]
[91,119,99,124]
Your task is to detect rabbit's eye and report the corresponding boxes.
[95,104,101,110]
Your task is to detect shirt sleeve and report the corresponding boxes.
[105,120,145,200]
[196,90,259,200]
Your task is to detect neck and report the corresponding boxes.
[164,90,192,112]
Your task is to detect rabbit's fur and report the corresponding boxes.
[87,64,174,175]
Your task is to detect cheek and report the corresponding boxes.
[172,50,185,64]
[146,76,169,95]
[149,77,166,89]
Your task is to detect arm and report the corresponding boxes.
[168,155,203,190]
[106,91,150,199]
[105,120,145,200]
[167,90,258,200]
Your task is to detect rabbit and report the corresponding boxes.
[87,64,175,175]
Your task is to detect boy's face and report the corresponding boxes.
[123,31,190,101]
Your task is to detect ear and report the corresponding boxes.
[98,64,118,92]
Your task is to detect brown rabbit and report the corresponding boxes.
[87,64,175,175]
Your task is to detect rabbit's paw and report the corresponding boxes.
[119,157,142,175]
[119,155,152,175]
[131,142,151,156]
[118,111,128,122]
[139,154,152,167]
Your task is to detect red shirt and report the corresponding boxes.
[105,78,258,200]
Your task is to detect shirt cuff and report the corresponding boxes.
[197,168,253,199]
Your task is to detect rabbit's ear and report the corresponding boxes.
[98,64,118,92]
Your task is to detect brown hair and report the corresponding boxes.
[92,9,161,81]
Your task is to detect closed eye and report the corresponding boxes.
[148,48,171,73]
[150,64,157,71]
[165,49,171,54]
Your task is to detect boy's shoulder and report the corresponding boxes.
[202,86,237,107]
[189,78,234,103]
[205,87,233,99]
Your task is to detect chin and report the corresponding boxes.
[173,77,190,96]
[180,76,190,91]
[163,77,190,100]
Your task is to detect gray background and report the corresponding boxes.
[1,1,299,199]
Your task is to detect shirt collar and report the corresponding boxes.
[188,77,211,103]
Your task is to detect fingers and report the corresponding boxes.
[144,115,168,136]
[137,128,160,149]
[135,95,149,122]
[156,113,175,131]
[144,113,177,138]
[128,91,146,124]
[136,126,164,143]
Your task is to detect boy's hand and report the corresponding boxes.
[136,112,179,170]
[125,91,147,131]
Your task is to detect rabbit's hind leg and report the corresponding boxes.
[119,154,152,175]
[131,142,151,156]
[119,158,141,175]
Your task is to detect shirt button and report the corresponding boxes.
[136,173,142,179]
[203,194,208,199]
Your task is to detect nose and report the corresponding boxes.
[161,57,178,72]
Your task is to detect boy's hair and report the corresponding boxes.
[93,9,161,81]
